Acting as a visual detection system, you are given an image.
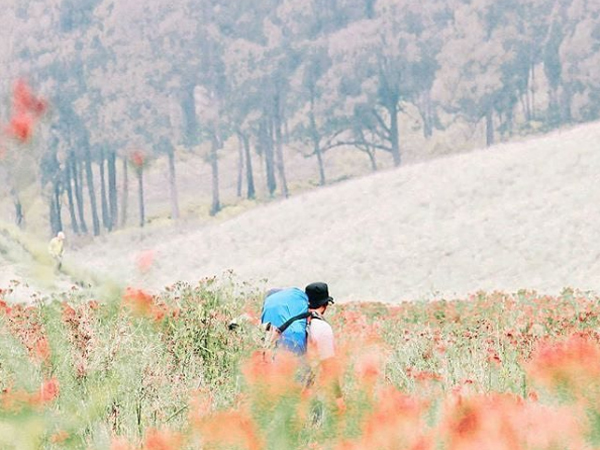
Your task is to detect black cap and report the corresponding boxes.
[305,282,334,309]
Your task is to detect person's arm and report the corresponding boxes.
[48,239,57,257]
[312,321,344,408]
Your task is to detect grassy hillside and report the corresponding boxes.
[64,121,600,302]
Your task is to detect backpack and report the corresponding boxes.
[260,287,322,355]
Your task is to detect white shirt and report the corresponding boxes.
[307,318,335,361]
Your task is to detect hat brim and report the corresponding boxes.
[311,296,334,308]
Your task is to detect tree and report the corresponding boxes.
[326,0,436,165]
[433,3,510,147]
[559,0,600,122]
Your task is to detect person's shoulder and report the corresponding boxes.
[310,316,333,334]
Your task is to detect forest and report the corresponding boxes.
[0,0,598,236]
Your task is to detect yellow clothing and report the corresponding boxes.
[48,237,64,259]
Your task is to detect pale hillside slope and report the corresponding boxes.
[69,122,600,302]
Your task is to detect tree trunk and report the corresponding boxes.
[49,181,63,235]
[260,116,277,197]
[167,143,180,220]
[64,158,79,234]
[182,83,200,146]
[367,147,378,172]
[49,194,59,236]
[210,133,221,216]
[388,103,401,166]
[420,91,434,139]
[136,168,145,228]
[84,146,100,236]
[273,93,289,197]
[120,157,128,228]
[531,63,536,120]
[99,149,111,231]
[242,132,255,200]
[236,134,244,198]
[71,153,88,234]
[309,100,326,186]
[108,150,118,229]
[485,108,495,147]
[14,198,24,228]
[560,85,572,124]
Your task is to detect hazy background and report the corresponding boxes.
[0,0,599,301]
[1,0,598,238]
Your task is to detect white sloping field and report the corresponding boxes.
[69,122,600,302]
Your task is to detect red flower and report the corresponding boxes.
[110,436,134,450]
[131,150,145,168]
[7,114,33,142]
[50,430,69,443]
[33,337,51,362]
[122,287,154,316]
[142,428,183,450]
[136,250,155,273]
[38,378,59,404]
[526,333,600,396]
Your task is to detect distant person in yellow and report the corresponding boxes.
[48,231,65,270]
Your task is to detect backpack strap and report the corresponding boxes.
[277,311,312,334]
[278,310,325,334]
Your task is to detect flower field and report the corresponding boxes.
[1,278,600,449]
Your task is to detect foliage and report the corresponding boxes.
[2,0,600,234]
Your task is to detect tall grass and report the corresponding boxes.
[0,281,599,449]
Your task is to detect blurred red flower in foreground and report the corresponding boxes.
[338,386,431,450]
[50,430,69,444]
[37,378,60,404]
[110,436,134,450]
[136,250,155,273]
[6,79,47,143]
[13,79,47,117]
[193,407,262,450]
[442,392,586,450]
[0,378,59,412]
[130,150,145,168]
[122,287,154,316]
[526,333,600,396]
[7,114,33,142]
[122,287,172,323]
[142,428,183,450]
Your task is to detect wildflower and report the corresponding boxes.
[131,150,145,168]
[355,350,381,385]
[188,389,213,428]
[1,387,34,412]
[526,333,600,397]
[0,300,11,315]
[136,250,155,273]
[110,436,134,450]
[242,350,301,397]
[62,302,77,322]
[50,430,69,443]
[33,337,51,363]
[443,394,521,450]
[142,428,183,450]
[88,300,99,310]
[342,386,430,450]
[7,114,33,142]
[122,287,154,316]
[37,378,59,404]
[195,408,263,450]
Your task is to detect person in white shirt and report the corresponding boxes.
[304,282,344,412]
